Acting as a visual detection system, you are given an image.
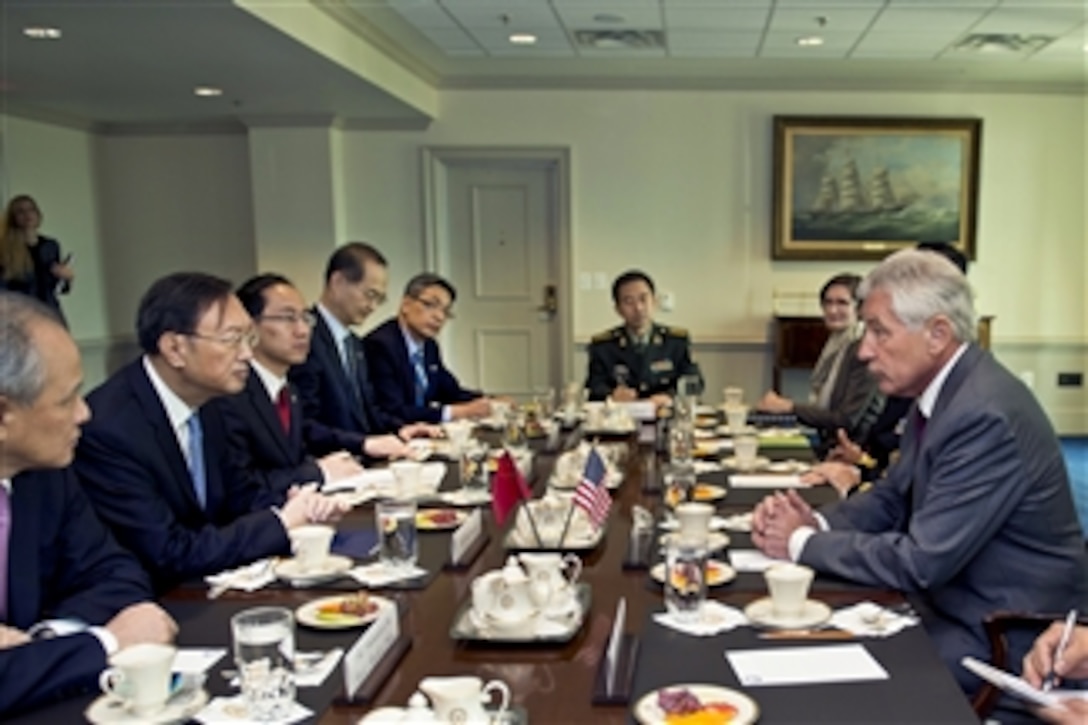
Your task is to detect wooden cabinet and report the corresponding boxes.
[772,316,828,390]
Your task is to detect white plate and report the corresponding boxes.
[650,560,736,587]
[658,531,731,553]
[274,554,353,585]
[744,597,833,630]
[438,488,492,507]
[722,456,771,471]
[633,684,759,725]
[86,689,208,725]
[691,483,728,502]
[296,594,391,629]
[659,515,729,532]
[765,459,811,474]
[415,508,468,531]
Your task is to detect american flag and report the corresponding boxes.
[574,447,612,528]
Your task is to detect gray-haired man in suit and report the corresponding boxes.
[753,249,1088,699]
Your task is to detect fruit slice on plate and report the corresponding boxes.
[297,592,388,629]
[415,508,467,530]
[692,484,727,502]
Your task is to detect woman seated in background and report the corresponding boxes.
[0,194,74,323]
[756,272,882,457]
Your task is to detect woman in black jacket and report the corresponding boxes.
[0,195,74,323]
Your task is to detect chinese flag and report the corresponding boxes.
[491,451,532,526]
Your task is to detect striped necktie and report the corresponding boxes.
[186,414,208,509]
[412,349,428,406]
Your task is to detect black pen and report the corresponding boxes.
[1041,609,1078,692]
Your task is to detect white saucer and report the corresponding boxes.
[766,459,811,474]
[86,689,208,725]
[744,597,832,630]
[722,456,771,471]
[658,531,730,552]
[274,554,353,585]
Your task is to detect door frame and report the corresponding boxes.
[421,146,574,386]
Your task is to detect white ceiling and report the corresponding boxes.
[0,0,1084,132]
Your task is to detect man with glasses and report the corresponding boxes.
[291,243,433,459]
[75,273,346,592]
[364,273,493,424]
[213,274,365,498]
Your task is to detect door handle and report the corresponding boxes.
[537,284,558,317]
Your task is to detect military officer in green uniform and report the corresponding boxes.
[585,270,703,403]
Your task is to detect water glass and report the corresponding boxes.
[534,387,556,418]
[231,607,296,721]
[376,499,419,570]
[664,542,708,624]
[460,443,489,491]
[663,466,695,509]
[668,420,694,465]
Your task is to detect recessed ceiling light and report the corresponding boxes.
[796,36,825,47]
[508,33,538,45]
[193,86,223,97]
[23,27,61,40]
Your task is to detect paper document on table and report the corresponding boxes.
[726,644,889,687]
[322,469,394,494]
[173,648,226,674]
[729,474,804,489]
[728,549,781,572]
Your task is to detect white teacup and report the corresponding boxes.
[99,643,176,716]
[724,403,749,432]
[674,502,714,545]
[764,563,815,618]
[723,386,744,407]
[289,524,334,571]
[490,399,511,420]
[443,421,474,452]
[734,434,760,469]
[420,676,511,724]
[389,460,423,494]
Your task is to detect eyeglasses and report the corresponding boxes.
[258,310,317,328]
[185,329,260,350]
[363,288,387,306]
[412,295,455,319]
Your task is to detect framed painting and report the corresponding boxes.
[771,116,981,261]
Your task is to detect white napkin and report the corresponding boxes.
[728,549,781,572]
[692,461,724,474]
[205,559,276,593]
[830,602,919,637]
[194,696,313,724]
[729,474,804,489]
[719,512,754,532]
[438,488,492,506]
[653,601,748,637]
[349,562,428,587]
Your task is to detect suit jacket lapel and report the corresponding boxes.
[127,362,204,515]
[313,312,368,429]
[7,480,40,628]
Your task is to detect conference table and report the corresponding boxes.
[23,426,979,724]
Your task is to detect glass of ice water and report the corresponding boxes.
[664,542,708,624]
[231,607,296,721]
[376,499,419,570]
[668,420,695,466]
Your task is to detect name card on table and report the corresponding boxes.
[343,602,399,698]
[606,597,627,693]
[592,595,639,705]
[730,474,804,489]
[450,509,483,565]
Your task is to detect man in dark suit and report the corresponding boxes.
[290,243,432,457]
[585,270,703,404]
[365,272,493,424]
[76,273,346,592]
[215,274,364,497]
[0,292,176,716]
[753,249,1088,698]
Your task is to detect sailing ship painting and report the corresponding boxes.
[773,117,981,260]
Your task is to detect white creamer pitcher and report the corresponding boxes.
[418,676,510,724]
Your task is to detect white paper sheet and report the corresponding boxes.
[173,648,227,674]
[729,474,804,489]
[728,549,781,572]
[726,644,889,687]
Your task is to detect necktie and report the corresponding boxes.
[276,386,292,435]
[343,335,361,401]
[412,349,428,406]
[186,414,208,509]
[0,486,10,622]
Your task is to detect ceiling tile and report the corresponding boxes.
[775,0,886,6]
[417,27,482,50]
[855,29,964,48]
[386,0,458,30]
[761,29,863,48]
[466,26,574,54]
[667,30,761,51]
[851,46,945,57]
[769,6,884,32]
[663,6,771,30]
[576,46,668,57]
[887,0,997,6]
[551,4,664,30]
[972,7,1088,34]
[441,2,562,30]
[868,7,992,31]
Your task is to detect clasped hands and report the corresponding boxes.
[751,490,819,560]
[283,483,350,527]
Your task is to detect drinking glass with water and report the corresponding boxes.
[668,420,695,466]
[376,499,419,570]
[664,542,708,624]
[231,607,296,721]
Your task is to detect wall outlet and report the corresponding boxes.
[1057,372,1083,387]
[659,290,675,312]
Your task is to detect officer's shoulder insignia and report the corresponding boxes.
[664,326,689,338]
[590,329,614,343]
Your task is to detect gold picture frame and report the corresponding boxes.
[771,116,981,261]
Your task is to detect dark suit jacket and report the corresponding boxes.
[213,368,323,499]
[75,360,290,593]
[0,236,70,324]
[289,310,396,455]
[1,468,151,716]
[792,339,883,455]
[800,345,1088,693]
[363,318,481,424]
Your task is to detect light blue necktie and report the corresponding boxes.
[186,414,208,509]
[412,349,428,407]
